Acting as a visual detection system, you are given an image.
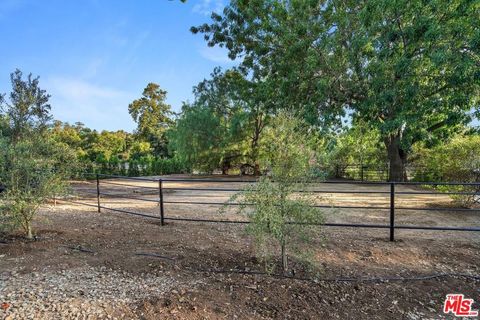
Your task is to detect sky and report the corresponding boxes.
[0,0,235,132]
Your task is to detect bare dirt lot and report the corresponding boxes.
[1,175,479,319]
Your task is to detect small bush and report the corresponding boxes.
[231,113,324,274]
[0,137,77,238]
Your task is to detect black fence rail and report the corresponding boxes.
[63,173,480,242]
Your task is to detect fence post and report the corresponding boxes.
[360,165,364,182]
[159,179,165,226]
[96,173,101,213]
[389,182,395,241]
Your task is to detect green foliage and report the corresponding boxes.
[91,130,128,161]
[50,118,189,178]
[412,134,480,182]
[130,141,153,160]
[128,83,173,156]
[170,68,269,174]
[0,136,77,237]
[0,69,52,141]
[322,124,387,179]
[169,104,223,172]
[193,0,480,181]
[411,133,480,206]
[0,69,77,238]
[232,113,324,274]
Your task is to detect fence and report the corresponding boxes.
[328,164,449,182]
[65,173,480,242]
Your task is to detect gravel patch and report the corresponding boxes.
[0,266,181,319]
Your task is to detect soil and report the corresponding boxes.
[1,175,479,319]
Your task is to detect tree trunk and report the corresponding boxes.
[281,242,288,275]
[221,162,229,175]
[253,163,261,176]
[250,112,264,177]
[26,223,33,240]
[385,134,407,182]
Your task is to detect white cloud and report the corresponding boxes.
[192,0,224,16]
[47,77,125,100]
[44,76,135,131]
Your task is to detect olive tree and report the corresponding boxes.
[232,113,324,274]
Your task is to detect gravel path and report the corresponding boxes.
[0,266,182,319]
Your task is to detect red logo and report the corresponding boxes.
[443,294,478,317]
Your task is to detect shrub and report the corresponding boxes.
[411,134,480,206]
[231,113,324,274]
[0,136,76,238]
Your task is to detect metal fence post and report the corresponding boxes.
[389,182,395,241]
[159,179,165,226]
[96,173,101,213]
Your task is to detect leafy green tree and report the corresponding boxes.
[193,0,480,181]
[51,121,85,156]
[0,136,76,238]
[324,123,387,179]
[172,67,269,174]
[410,132,480,206]
[0,70,76,238]
[129,141,153,160]
[194,68,261,173]
[232,113,323,274]
[169,103,230,173]
[128,83,173,156]
[0,69,52,141]
[91,130,128,161]
[412,133,480,182]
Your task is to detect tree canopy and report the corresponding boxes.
[169,67,269,174]
[0,69,52,141]
[128,83,174,156]
[192,0,480,180]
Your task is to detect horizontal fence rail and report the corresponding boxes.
[60,173,480,242]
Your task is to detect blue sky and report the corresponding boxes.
[0,0,235,131]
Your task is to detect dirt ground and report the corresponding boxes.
[1,175,479,319]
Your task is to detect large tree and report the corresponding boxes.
[192,0,480,181]
[171,68,269,174]
[169,102,231,173]
[194,68,269,174]
[128,83,173,156]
